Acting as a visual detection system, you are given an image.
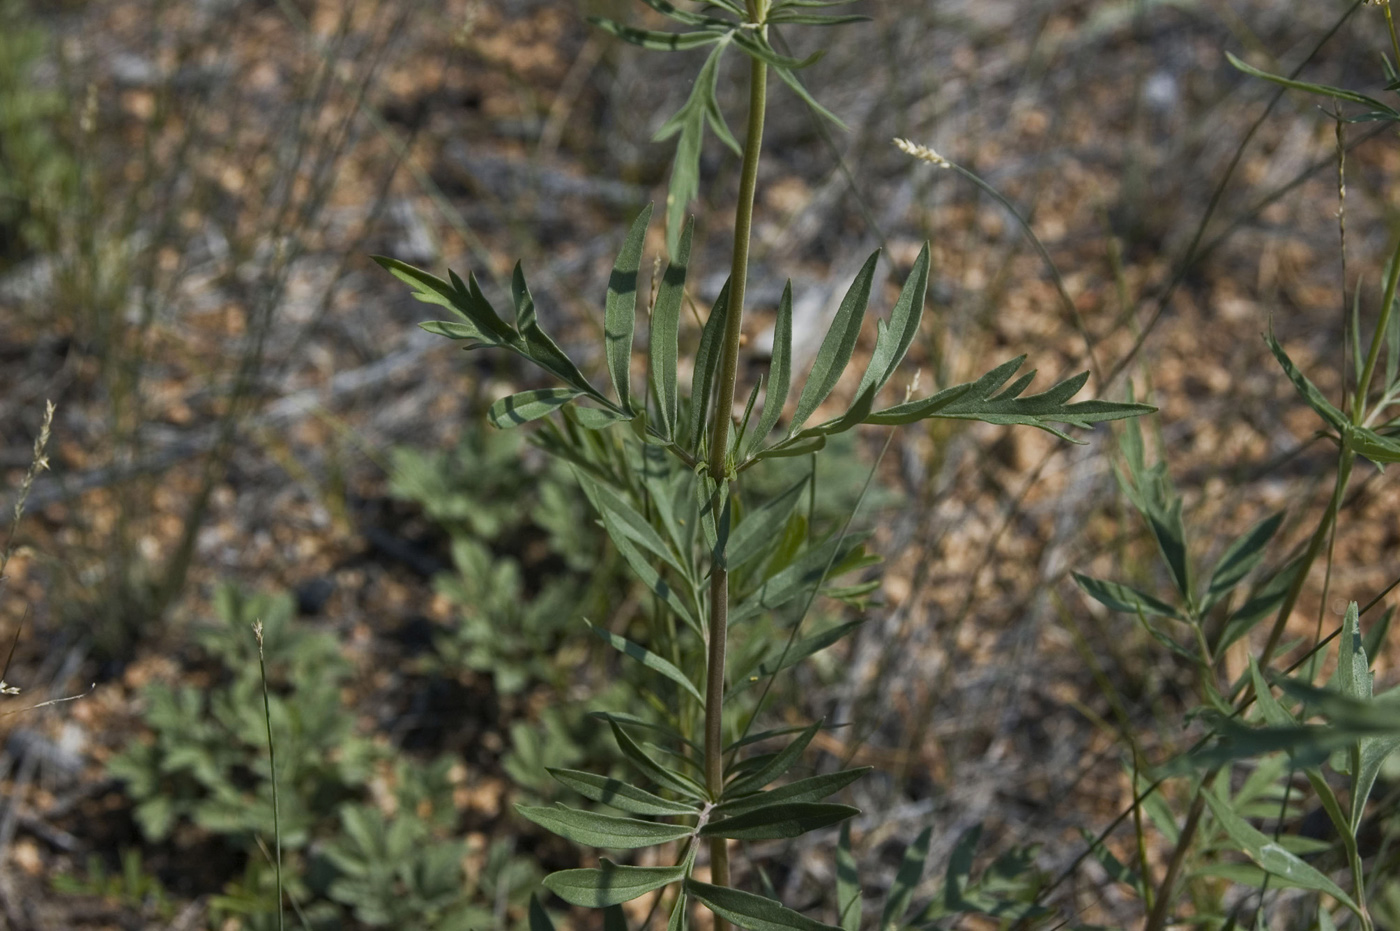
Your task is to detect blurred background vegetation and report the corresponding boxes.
[1,0,1398,928]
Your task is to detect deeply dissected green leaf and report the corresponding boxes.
[1266,330,1351,435]
[860,243,928,398]
[609,719,707,799]
[748,282,794,457]
[418,319,487,341]
[749,433,828,463]
[548,768,700,816]
[637,0,735,26]
[688,278,732,452]
[651,218,693,439]
[894,356,1153,440]
[726,721,820,796]
[727,476,809,571]
[1216,555,1304,652]
[860,382,972,426]
[712,768,871,819]
[544,860,688,907]
[768,10,869,25]
[588,620,704,703]
[732,29,823,70]
[731,620,863,690]
[589,17,726,51]
[374,257,510,344]
[512,261,595,391]
[700,802,857,840]
[589,711,698,752]
[881,825,932,929]
[685,879,843,931]
[517,804,693,849]
[1202,512,1283,611]
[606,205,653,413]
[1272,679,1400,736]
[1148,499,1192,605]
[1201,786,1359,912]
[789,252,879,434]
[730,531,872,624]
[654,41,738,255]
[578,471,689,578]
[772,64,847,129]
[488,388,584,429]
[836,823,861,931]
[1073,573,1184,621]
[608,523,702,636]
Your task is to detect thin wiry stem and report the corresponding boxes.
[254,621,285,931]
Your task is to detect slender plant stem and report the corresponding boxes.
[1354,235,1400,422]
[1144,788,1205,931]
[1255,450,1353,673]
[253,621,285,931]
[703,12,769,924]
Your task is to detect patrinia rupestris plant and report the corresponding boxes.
[378,1,1150,928]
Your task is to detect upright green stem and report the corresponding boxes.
[1354,235,1400,423]
[1144,789,1205,931]
[703,11,768,923]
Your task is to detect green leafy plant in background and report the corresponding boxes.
[379,2,1148,928]
[105,584,529,929]
[50,848,176,924]
[1066,11,1400,928]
